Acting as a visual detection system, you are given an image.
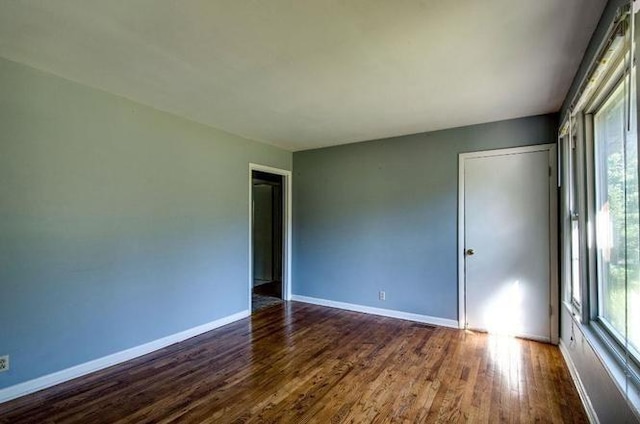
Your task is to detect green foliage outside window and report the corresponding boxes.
[596,82,640,354]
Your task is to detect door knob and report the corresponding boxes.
[466,249,475,256]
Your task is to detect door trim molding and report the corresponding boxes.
[457,143,559,344]
[249,164,292,309]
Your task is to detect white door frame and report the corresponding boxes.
[457,144,558,344]
[249,163,292,309]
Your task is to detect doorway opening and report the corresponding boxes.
[250,166,290,313]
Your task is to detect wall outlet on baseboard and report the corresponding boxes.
[379,291,386,301]
[0,355,9,372]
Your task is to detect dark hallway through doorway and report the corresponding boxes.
[252,170,283,312]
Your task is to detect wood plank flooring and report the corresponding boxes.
[0,302,587,423]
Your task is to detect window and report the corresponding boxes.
[569,125,582,309]
[593,76,640,358]
[560,5,640,406]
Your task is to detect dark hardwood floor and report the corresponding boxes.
[0,302,587,423]
[253,280,282,298]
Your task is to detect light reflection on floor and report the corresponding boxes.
[487,333,524,398]
[476,279,526,398]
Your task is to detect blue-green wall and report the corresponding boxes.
[0,57,291,389]
[292,114,557,319]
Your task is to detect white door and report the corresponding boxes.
[462,146,552,342]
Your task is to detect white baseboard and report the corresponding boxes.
[0,309,250,405]
[559,339,599,424]
[291,295,458,328]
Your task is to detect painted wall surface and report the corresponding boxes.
[292,114,557,320]
[0,57,291,389]
[561,308,639,422]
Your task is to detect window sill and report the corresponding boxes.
[562,300,582,323]
[563,302,640,420]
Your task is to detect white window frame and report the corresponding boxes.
[587,72,640,377]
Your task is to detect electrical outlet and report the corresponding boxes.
[0,356,9,372]
[379,291,386,301]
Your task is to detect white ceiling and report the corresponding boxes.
[0,1,606,151]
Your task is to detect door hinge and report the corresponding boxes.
[549,166,552,177]
[549,305,553,316]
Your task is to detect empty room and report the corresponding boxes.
[1,0,639,422]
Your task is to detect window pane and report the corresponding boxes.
[570,136,581,306]
[594,79,639,353]
[571,218,581,305]
[629,85,640,353]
